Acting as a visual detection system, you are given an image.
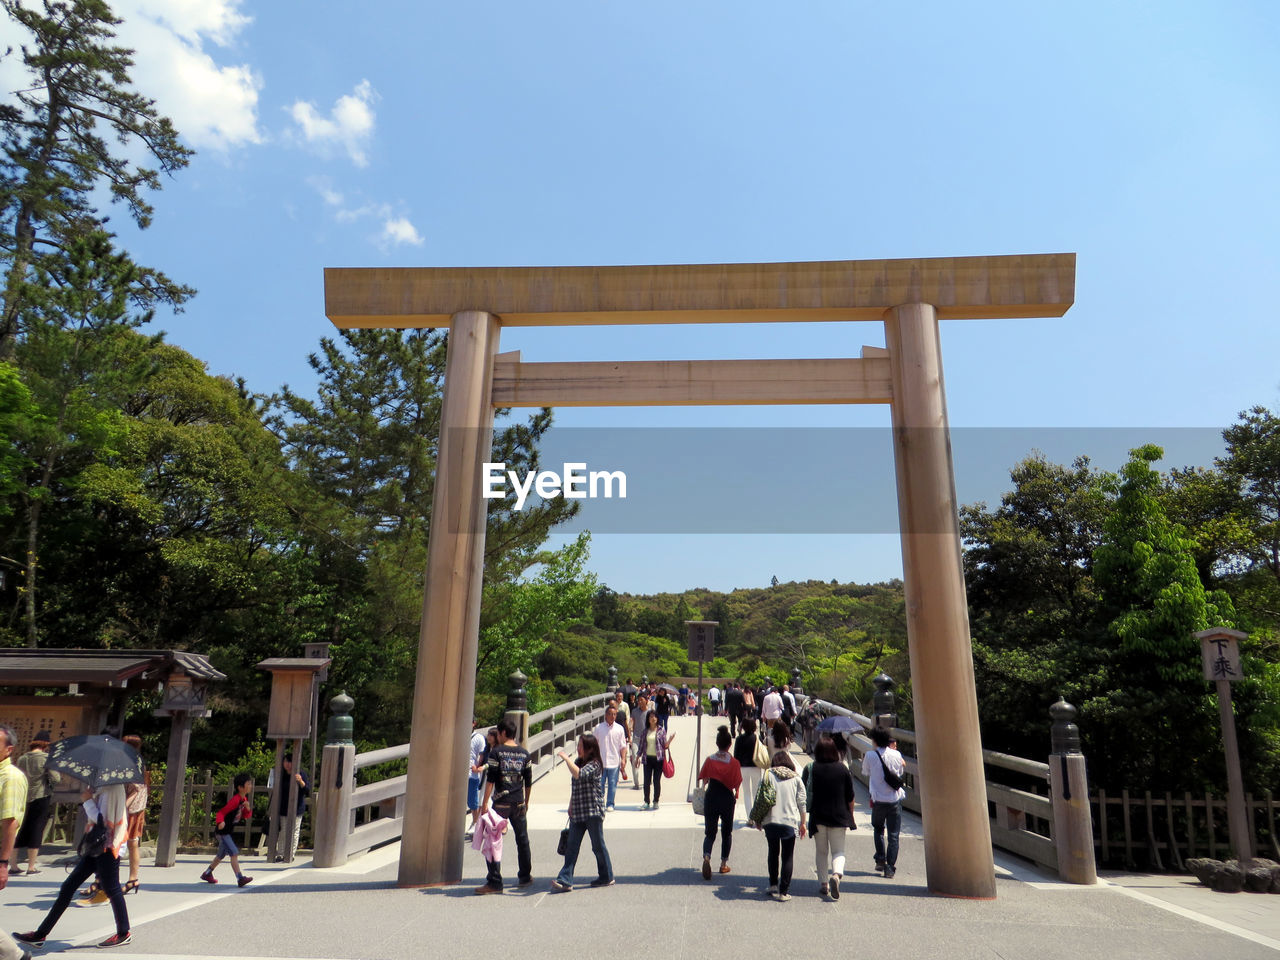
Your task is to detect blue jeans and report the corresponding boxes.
[602,766,620,807]
[871,800,902,868]
[555,817,612,886]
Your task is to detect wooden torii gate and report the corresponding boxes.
[324,253,1076,899]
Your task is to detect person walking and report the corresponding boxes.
[696,726,741,880]
[0,724,33,960]
[201,773,254,887]
[639,710,675,810]
[550,734,613,891]
[724,683,743,737]
[733,717,769,822]
[15,780,133,949]
[654,688,671,731]
[761,686,784,742]
[862,727,906,878]
[591,704,629,812]
[757,750,806,901]
[476,718,533,893]
[805,735,856,900]
[12,731,59,876]
[120,735,148,895]
[467,719,486,840]
[630,694,650,788]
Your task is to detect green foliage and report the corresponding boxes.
[0,0,193,351]
[964,439,1279,795]
[0,362,33,514]
[478,531,597,700]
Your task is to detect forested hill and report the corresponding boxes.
[535,578,910,719]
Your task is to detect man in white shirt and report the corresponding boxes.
[861,726,906,878]
[708,685,720,716]
[592,704,630,812]
[760,686,784,740]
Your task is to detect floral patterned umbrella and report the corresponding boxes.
[45,734,143,790]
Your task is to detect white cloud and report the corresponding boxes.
[1,0,262,151]
[289,80,378,167]
[121,0,251,47]
[306,179,424,250]
[117,0,261,150]
[381,217,424,247]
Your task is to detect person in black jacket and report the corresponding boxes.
[805,735,856,900]
[270,754,310,862]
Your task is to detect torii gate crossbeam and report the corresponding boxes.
[323,253,1076,900]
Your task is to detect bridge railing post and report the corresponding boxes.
[505,670,530,748]
[313,691,357,868]
[1048,698,1097,884]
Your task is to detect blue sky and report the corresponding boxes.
[9,1,1278,593]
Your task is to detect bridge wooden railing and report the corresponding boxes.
[312,689,611,866]
[806,696,1078,881]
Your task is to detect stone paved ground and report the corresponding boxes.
[1,716,1274,959]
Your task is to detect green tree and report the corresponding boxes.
[478,532,597,703]
[0,362,34,515]
[270,329,580,740]
[4,233,160,644]
[0,0,192,353]
[1091,444,1237,791]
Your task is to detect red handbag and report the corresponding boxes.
[662,749,675,779]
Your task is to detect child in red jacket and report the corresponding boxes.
[200,773,254,887]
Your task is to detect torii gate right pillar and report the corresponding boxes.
[886,302,997,899]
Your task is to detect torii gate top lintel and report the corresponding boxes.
[324,253,1075,329]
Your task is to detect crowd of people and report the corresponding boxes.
[467,682,908,902]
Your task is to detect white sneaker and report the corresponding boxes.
[766,884,778,896]
[606,805,615,813]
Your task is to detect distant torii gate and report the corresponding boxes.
[324,254,1076,899]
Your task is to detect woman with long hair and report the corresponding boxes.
[806,735,855,900]
[696,726,742,880]
[733,717,765,821]
[120,735,149,894]
[13,732,60,874]
[757,750,806,901]
[639,710,676,810]
[551,733,613,891]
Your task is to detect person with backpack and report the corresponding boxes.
[753,750,806,901]
[861,727,906,878]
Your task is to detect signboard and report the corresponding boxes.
[1198,628,1244,684]
[685,620,717,663]
[0,699,92,750]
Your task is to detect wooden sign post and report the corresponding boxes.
[1195,627,1251,869]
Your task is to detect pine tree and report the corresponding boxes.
[0,0,193,353]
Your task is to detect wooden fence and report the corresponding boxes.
[1093,788,1280,870]
[46,770,295,854]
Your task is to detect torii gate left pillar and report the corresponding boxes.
[325,254,1075,897]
